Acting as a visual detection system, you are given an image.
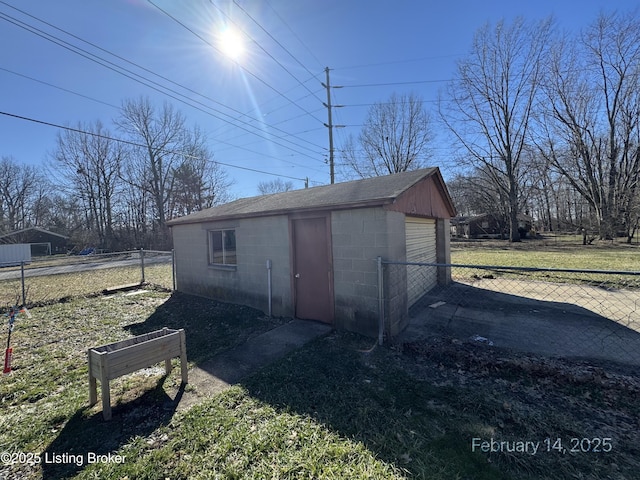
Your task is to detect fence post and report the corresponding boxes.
[20,261,26,306]
[266,259,272,317]
[171,249,176,291]
[377,256,384,346]
[140,248,145,284]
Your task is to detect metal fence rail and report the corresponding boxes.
[379,260,640,366]
[0,249,174,307]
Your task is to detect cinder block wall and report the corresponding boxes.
[237,216,292,316]
[172,215,292,317]
[331,207,407,337]
[172,222,211,294]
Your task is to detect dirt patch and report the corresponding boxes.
[394,335,640,478]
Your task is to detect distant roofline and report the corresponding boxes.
[0,226,69,240]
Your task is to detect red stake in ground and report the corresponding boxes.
[3,306,30,374]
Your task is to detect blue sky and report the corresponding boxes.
[0,0,634,198]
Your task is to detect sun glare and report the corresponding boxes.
[219,27,245,60]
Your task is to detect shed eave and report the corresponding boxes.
[167,198,396,226]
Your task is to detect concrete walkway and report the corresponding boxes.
[173,319,332,412]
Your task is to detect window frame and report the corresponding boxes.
[208,229,237,267]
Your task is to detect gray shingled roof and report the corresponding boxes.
[0,226,69,240]
[167,167,438,225]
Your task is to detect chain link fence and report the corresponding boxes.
[0,249,174,308]
[380,260,640,366]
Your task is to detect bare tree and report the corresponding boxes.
[340,92,433,178]
[119,179,150,249]
[450,167,511,229]
[116,97,231,248]
[29,192,78,235]
[441,17,553,242]
[115,97,186,248]
[0,156,43,233]
[447,170,501,219]
[539,11,640,240]
[257,178,294,195]
[50,121,123,249]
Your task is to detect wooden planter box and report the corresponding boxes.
[88,327,188,420]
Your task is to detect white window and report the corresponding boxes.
[208,229,236,266]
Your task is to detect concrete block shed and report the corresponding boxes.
[167,168,456,338]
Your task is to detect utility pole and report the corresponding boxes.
[322,67,344,184]
[322,67,335,184]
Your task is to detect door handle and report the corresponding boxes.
[295,273,300,278]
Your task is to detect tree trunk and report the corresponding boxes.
[509,208,521,242]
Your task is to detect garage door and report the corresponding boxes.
[406,216,437,307]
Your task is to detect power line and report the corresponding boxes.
[191,0,328,152]
[0,2,251,121]
[0,26,326,173]
[169,2,327,163]
[0,2,326,158]
[0,66,120,109]
[213,105,326,148]
[226,0,324,104]
[334,54,464,71]
[0,67,325,174]
[339,99,443,107]
[341,79,451,88]
[209,83,325,142]
[151,2,327,154]
[330,86,349,157]
[148,0,325,127]
[0,109,317,183]
[1,0,281,129]
[210,69,326,142]
[263,0,324,68]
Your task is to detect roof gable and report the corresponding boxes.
[386,170,456,218]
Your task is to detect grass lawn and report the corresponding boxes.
[451,236,640,270]
[0,263,173,307]
[450,236,640,288]
[0,291,287,479]
[2,290,639,479]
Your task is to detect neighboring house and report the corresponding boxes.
[168,168,456,339]
[451,214,503,239]
[451,213,533,239]
[0,227,70,255]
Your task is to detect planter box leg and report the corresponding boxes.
[89,375,97,406]
[180,330,188,384]
[101,378,111,421]
[88,350,97,406]
[100,355,111,421]
[180,353,188,384]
